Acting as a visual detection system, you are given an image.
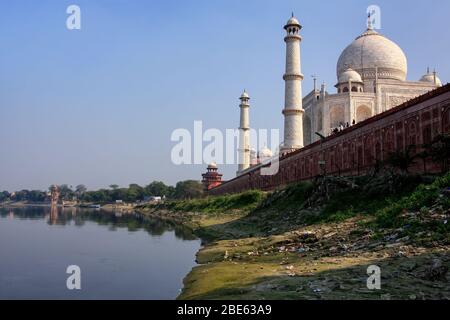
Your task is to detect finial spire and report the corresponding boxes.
[367,11,373,30]
[292,12,294,18]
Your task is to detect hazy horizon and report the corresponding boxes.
[1,0,449,192]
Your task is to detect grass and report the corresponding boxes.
[165,190,266,214]
[139,172,450,300]
[305,174,432,224]
[372,172,450,236]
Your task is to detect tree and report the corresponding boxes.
[75,185,87,199]
[76,184,87,194]
[13,190,30,201]
[109,184,119,190]
[126,184,145,202]
[425,133,450,173]
[174,180,204,199]
[386,145,417,174]
[145,181,170,197]
[416,150,429,174]
[0,191,10,202]
[58,184,74,200]
[28,190,47,202]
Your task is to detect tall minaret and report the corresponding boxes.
[237,90,251,174]
[281,14,304,153]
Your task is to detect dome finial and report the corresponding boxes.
[367,12,373,30]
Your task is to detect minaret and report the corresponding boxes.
[237,90,251,174]
[281,14,304,153]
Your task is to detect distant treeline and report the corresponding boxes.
[0,180,204,203]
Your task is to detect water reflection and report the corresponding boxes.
[0,206,196,241]
[0,206,200,299]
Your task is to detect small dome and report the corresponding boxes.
[286,16,300,26]
[258,147,273,158]
[240,90,249,99]
[207,162,217,169]
[338,68,363,84]
[284,14,301,29]
[420,72,442,87]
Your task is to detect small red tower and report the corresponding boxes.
[202,163,223,191]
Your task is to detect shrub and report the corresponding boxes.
[167,190,266,214]
[374,172,450,228]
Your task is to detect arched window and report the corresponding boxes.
[303,115,312,146]
[443,107,450,134]
[351,86,358,92]
[384,130,393,154]
[364,136,373,165]
[356,105,372,123]
[375,142,381,161]
[317,109,323,131]
[343,87,349,93]
[423,125,432,145]
[330,105,345,128]
[408,122,417,146]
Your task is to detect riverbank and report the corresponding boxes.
[0,201,52,208]
[0,201,136,211]
[138,172,450,300]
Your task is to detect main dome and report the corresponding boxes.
[337,28,408,82]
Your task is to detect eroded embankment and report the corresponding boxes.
[138,173,450,300]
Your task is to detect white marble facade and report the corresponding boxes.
[235,14,443,177]
[302,24,442,145]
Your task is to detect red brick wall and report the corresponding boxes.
[209,85,450,196]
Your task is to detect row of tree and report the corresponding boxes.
[0,180,204,204]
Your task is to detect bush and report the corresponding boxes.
[374,172,450,228]
[167,190,266,214]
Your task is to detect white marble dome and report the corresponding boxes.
[338,68,363,84]
[337,28,408,82]
[420,72,442,87]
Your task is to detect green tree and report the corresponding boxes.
[126,184,145,202]
[386,145,417,174]
[174,180,204,199]
[145,181,170,197]
[426,133,450,173]
[0,191,10,202]
[28,190,46,202]
[75,184,87,199]
[76,184,87,194]
[58,184,74,200]
[416,150,429,174]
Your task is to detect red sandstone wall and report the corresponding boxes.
[209,85,450,196]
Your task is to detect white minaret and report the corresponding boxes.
[281,14,304,153]
[237,90,251,174]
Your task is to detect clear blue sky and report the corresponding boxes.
[0,0,448,191]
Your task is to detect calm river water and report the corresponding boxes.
[0,206,200,299]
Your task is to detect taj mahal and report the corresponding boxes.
[234,12,443,177]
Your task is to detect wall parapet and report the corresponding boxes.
[209,84,450,196]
